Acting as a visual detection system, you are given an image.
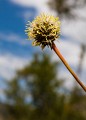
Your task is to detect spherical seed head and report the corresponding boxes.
[25,13,61,49]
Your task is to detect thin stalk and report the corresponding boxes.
[52,42,86,92]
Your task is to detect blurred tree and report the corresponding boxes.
[5,78,31,120]
[67,86,86,120]
[5,54,65,120]
[4,53,86,120]
[17,54,66,120]
[48,0,73,18]
[48,0,86,19]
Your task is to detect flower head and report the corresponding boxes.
[25,13,61,49]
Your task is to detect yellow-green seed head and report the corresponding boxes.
[25,13,61,49]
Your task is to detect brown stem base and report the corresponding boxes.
[52,42,86,92]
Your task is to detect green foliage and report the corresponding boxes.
[5,54,64,120]
[4,54,86,120]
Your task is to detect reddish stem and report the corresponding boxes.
[52,42,86,92]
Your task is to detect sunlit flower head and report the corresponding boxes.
[25,13,61,49]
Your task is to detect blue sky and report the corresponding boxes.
[0,0,40,100]
[0,0,38,56]
[0,0,36,34]
[0,0,86,101]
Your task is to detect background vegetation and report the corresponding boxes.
[0,53,86,120]
[0,0,86,120]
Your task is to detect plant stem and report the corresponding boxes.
[52,42,86,92]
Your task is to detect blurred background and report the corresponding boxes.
[0,0,86,120]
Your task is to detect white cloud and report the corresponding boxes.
[0,32,29,45]
[10,0,56,15]
[58,69,76,89]
[51,39,86,89]
[4,0,86,90]
[10,0,86,44]
[10,0,39,7]
[0,54,29,80]
[52,40,80,66]
[61,6,86,45]
[61,20,86,44]
[22,11,35,21]
[0,32,38,81]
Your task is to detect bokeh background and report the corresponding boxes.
[0,0,86,120]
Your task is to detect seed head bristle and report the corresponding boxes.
[25,13,61,49]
